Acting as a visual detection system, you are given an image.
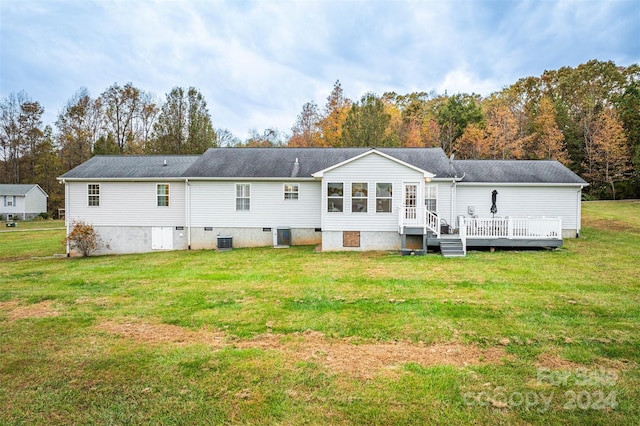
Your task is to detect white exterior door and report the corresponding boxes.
[403,182,421,224]
[152,227,173,250]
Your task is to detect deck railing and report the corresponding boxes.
[463,217,562,240]
[398,206,440,237]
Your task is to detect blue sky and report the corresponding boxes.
[1,0,638,140]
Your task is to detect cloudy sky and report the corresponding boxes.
[1,0,638,140]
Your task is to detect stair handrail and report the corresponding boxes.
[459,216,467,255]
[425,210,440,238]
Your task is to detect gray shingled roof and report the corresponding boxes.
[453,160,587,184]
[0,184,41,195]
[57,149,586,185]
[183,147,454,178]
[59,155,200,179]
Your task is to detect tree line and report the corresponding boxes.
[1,60,638,217]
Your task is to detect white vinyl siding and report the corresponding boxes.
[67,181,186,226]
[190,181,321,228]
[321,152,425,232]
[455,185,581,230]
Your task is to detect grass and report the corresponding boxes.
[1,203,638,424]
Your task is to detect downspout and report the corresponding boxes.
[186,179,191,250]
[63,180,70,256]
[450,180,456,227]
[577,185,583,238]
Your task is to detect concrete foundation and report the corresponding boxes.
[321,231,401,251]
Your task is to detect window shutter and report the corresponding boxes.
[13,196,16,206]
[3,196,6,207]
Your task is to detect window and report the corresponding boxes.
[5,196,14,207]
[236,183,250,211]
[376,183,392,213]
[284,183,299,200]
[425,185,437,212]
[157,184,170,207]
[88,184,100,206]
[352,183,368,213]
[327,182,343,212]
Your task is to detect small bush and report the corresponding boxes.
[64,220,110,257]
[38,212,49,220]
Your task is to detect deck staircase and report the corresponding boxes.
[439,238,465,257]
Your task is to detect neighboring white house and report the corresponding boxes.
[58,148,587,256]
[0,184,49,221]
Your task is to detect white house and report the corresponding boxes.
[0,184,49,221]
[58,148,587,257]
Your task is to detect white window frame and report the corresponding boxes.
[284,183,299,200]
[5,196,14,207]
[157,183,170,207]
[236,183,251,211]
[327,182,344,212]
[425,184,437,212]
[375,182,393,213]
[351,182,368,213]
[88,184,100,207]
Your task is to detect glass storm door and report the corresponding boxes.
[404,183,418,221]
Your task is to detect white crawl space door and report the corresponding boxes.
[152,227,173,250]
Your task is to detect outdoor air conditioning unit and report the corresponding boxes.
[217,235,233,251]
[273,227,291,248]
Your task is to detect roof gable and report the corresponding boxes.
[311,149,435,178]
[0,184,48,197]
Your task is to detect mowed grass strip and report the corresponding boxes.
[0,203,638,424]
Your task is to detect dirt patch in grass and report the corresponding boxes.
[535,352,585,370]
[96,320,511,378]
[234,331,510,378]
[96,320,227,347]
[0,300,61,321]
[582,217,640,234]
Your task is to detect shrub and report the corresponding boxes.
[38,212,49,220]
[64,220,110,257]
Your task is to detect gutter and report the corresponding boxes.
[186,179,191,250]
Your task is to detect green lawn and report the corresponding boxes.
[1,204,638,425]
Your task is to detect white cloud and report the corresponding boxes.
[1,0,638,140]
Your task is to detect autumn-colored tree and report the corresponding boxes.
[484,97,523,159]
[526,97,569,164]
[435,93,483,155]
[319,80,350,146]
[583,109,631,199]
[455,123,490,159]
[242,128,284,147]
[289,101,323,147]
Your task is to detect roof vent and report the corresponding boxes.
[163,160,167,166]
[291,158,300,178]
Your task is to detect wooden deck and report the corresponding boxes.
[399,206,563,256]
